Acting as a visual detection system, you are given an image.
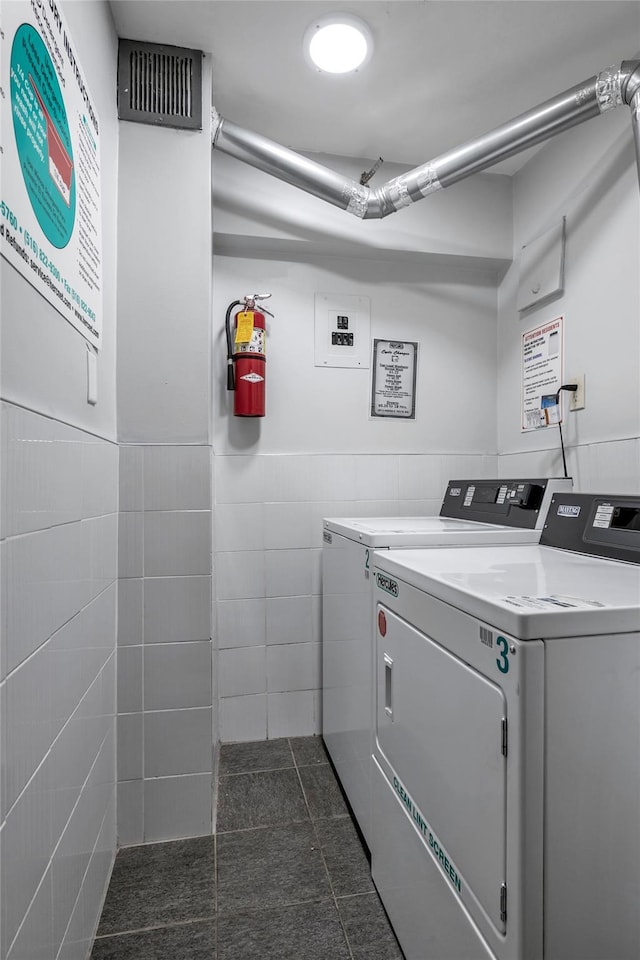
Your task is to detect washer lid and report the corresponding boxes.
[375,544,640,639]
[323,516,542,547]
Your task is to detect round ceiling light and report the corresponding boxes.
[304,14,373,74]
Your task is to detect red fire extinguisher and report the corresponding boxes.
[225,293,273,417]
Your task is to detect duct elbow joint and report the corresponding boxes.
[343,183,402,219]
[361,182,410,219]
[596,61,640,113]
[344,183,370,218]
[361,190,395,219]
[620,60,640,106]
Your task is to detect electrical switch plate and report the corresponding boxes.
[314,293,370,368]
[567,374,585,411]
[87,349,98,405]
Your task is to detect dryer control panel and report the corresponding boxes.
[440,477,571,529]
[541,493,640,564]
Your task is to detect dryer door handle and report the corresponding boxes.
[384,653,394,719]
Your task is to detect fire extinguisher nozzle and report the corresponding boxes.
[227,362,235,391]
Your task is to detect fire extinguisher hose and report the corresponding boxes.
[225,300,242,390]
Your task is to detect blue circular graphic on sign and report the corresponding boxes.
[10,23,76,248]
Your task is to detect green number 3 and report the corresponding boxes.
[496,636,510,674]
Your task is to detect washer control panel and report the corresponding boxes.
[541,493,640,563]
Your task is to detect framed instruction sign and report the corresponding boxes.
[1,0,103,347]
[371,339,418,419]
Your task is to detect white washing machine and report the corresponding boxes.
[371,492,640,960]
[322,476,571,850]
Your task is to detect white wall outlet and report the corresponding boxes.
[567,374,585,411]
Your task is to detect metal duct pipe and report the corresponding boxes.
[211,60,640,219]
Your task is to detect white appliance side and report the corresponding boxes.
[322,530,376,847]
[544,630,640,960]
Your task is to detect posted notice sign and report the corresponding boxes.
[521,316,563,431]
[1,0,103,347]
[371,339,418,419]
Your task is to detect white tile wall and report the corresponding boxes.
[582,439,640,494]
[216,599,266,650]
[144,708,213,778]
[142,445,211,511]
[116,444,213,845]
[218,646,266,697]
[143,510,211,577]
[143,576,211,644]
[215,502,264,552]
[266,596,314,646]
[116,781,143,847]
[143,642,212,710]
[498,439,640,495]
[266,690,320,739]
[265,548,320,598]
[214,452,498,743]
[218,693,267,743]
[117,579,144,645]
[142,774,212,842]
[118,713,143,782]
[1,405,118,539]
[213,442,638,745]
[215,550,265,601]
[266,642,321,693]
[263,502,313,549]
[0,403,117,960]
[117,647,143,714]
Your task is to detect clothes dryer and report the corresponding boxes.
[371,492,640,960]
[322,476,571,849]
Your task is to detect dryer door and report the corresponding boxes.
[376,604,508,932]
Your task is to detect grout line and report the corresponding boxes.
[94,916,215,940]
[218,762,296,778]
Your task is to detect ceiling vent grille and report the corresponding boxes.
[118,39,202,130]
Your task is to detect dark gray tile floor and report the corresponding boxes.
[92,736,403,959]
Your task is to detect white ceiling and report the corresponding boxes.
[109,1,640,174]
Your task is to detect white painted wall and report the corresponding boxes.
[212,166,508,739]
[0,2,119,957]
[213,255,499,455]
[117,113,212,444]
[213,150,513,268]
[497,105,640,491]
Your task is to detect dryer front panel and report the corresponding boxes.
[376,604,507,933]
